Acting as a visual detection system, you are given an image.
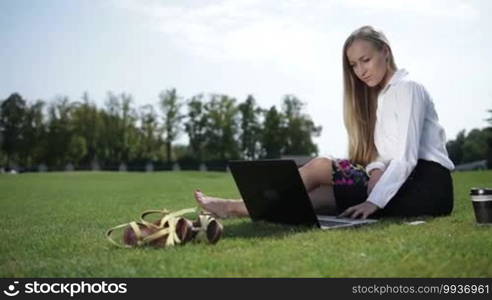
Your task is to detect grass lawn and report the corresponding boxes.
[0,170,491,277]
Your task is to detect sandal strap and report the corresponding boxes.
[141,207,197,246]
[142,218,180,246]
[141,208,196,227]
[105,222,140,248]
[194,214,214,242]
[106,207,198,248]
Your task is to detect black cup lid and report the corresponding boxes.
[470,188,492,196]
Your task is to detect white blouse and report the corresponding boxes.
[365,68,455,209]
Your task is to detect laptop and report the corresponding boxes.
[228,159,378,229]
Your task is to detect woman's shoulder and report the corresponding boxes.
[391,71,430,100]
[392,72,426,92]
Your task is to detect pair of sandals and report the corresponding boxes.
[106,207,223,248]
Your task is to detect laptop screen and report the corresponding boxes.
[228,160,319,227]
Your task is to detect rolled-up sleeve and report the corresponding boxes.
[365,156,388,174]
[367,82,428,208]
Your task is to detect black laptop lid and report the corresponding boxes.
[228,160,319,227]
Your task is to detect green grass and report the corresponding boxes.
[0,170,491,277]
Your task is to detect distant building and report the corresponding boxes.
[38,164,48,172]
[145,162,154,172]
[91,159,100,171]
[454,160,487,171]
[119,163,127,172]
[65,163,74,171]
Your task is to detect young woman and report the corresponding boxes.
[194,25,455,220]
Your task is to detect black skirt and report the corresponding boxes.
[333,159,454,218]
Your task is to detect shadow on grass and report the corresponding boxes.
[220,214,453,239]
[222,218,312,239]
[220,215,432,239]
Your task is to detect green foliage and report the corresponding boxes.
[462,129,491,163]
[447,123,492,167]
[203,94,240,161]
[238,95,262,160]
[159,89,184,163]
[281,95,321,156]
[0,93,27,166]
[67,135,87,165]
[20,99,46,167]
[0,171,491,277]
[446,130,466,165]
[101,92,139,165]
[45,97,73,167]
[185,95,207,162]
[0,90,323,168]
[261,106,285,158]
[137,104,163,162]
[70,93,103,164]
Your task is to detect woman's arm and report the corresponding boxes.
[367,168,384,194]
[365,82,428,209]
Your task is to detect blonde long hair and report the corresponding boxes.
[342,25,397,166]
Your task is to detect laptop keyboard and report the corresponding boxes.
[319,220,351,227]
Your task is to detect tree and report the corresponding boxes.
[159,89,184,163]
[20,100,47,167]
[0,93,27,167]
[119,93,138,163]
[70,92,102,165]
[462,129,490,163]
[203,94,240,160]
[486,109,492,168]
[137,104,163,161]
[0,88,326,170]
[446,130,466,165]
[184,94,207,162]
[238,95,262,159]
[486,127,492,169]
[101,92,138,165]
[67,135,87,165]
[45,96,74,167]
[260,106,285,159]
[281,95,322,156]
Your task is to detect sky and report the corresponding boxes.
[1,0,491,158]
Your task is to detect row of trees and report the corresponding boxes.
[446,110,492,168]
[0,90,322,170]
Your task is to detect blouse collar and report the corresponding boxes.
[380,68,409,94]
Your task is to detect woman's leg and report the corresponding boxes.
[194,190,248,218]
[195,157,334,218]
[309,185,337,214]
[299,158,336,214]
[298,157,334,192]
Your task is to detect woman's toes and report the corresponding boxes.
[194,190,203,200]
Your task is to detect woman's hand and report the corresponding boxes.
[339,201,379,219]
[367,168,384,195]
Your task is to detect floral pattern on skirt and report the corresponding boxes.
[332,159,369,187]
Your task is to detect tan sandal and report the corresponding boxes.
[191,212,224,244]
[106,208,196,248]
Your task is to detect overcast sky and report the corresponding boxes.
[1,0,491,158]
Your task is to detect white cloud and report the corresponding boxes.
[114,0,336,73]
[114,0,479,71]
[342,0,479,19]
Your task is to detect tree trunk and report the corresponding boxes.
[166,141,172,164]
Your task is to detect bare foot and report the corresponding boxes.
[194,189,236,218]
